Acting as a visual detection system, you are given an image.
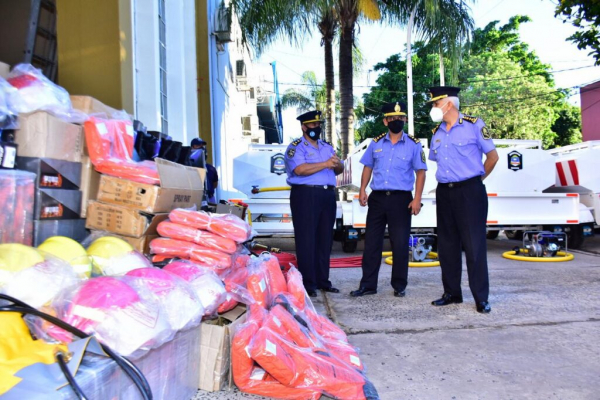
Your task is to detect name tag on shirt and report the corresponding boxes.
[374,149,383,153]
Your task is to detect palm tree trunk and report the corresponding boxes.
[324,37,336,145]
[339,23,355,159]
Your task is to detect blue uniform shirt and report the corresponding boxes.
[360,132,428,191]
[428,114,496,183]
[285,137,340,186]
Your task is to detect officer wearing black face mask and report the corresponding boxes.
[284,110,344,297]
[350,101,427,298]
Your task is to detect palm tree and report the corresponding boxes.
[318,8,338,143]
[281,71,328,112]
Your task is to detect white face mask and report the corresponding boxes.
[429,103,448,122]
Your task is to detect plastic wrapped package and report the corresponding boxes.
[246,258,273,309]
[286,266,308,310]
[169,208,254,243]
[0,243,79,309]
[57,327,201,400]
[162,260,226,317]
[249,326,379,400]
[259,252,288,295]
[149,237,232,270]
[48,276,173,358]
[37,236,93,278]
[232,305,322,400]
[217,266,249,313]
[6,64,86,123]
[85,235,152,276]
[0,77,18,129]
[156,220,238,254]
[84,116,160,185]
[0,170,35,245]
[125,267,204,330]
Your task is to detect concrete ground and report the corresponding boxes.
[194,234,600,400]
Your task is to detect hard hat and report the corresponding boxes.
[0,244,44,285]
[86,236,135,275]
[38,236,92,278]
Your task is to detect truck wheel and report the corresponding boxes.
[342,240,358,253]
[486,230,499,240]
[505,230,523,240]
[566,226,585,249]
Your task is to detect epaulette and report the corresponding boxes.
[407,135,420,144]
[291,138,302,146]
[432,123,441,134]
[462,115,478,124]
[373,133,387,143]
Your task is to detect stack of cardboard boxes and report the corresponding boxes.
[15,111,87,245]
[85,158,206,253]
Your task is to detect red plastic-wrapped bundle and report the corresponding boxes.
[156,220,237,254]
[217,266,249,313]
[84,116,160,185]
[249,326,378,400]
[0,170,35,245]
[169,208,253,243]
[231,305,321,400]
[246,259,272,309]
[285,266,307,310]
[149,237,232,270]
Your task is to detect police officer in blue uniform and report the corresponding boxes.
[350,101,427,298]
[285,110,344,297]
[427,86,499,313]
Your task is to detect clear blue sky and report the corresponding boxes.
[256,0,600,141]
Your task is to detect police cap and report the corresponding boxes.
[296,110,324,124]
[427,86,461,103]
[381,101,407,117]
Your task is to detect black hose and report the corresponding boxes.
[56,351,88,400]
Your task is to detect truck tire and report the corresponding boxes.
[504,230,523,241]
[566,226,585,249]
[486,230,500,240]
[342,240,358,253]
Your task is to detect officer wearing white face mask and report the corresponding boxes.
[427,86,499,314]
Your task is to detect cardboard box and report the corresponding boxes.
[199,305,247,392]
[216,203,245,219]
[0,62,9,79]
[16,157,82,189]
[96,158,206,213]
[85,201,168,237]
[15,112,83,162]
[33,219,87,246]
[89,230,158,254]
[80,156,101,217]
[70,95,120,117]
[34,188,82,220]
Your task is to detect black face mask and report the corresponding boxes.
[307,126,322,140]
[388,120,405,134]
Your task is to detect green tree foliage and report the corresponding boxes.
[358,15,583,148]
[555,0,600,65]
[281,72,327,112]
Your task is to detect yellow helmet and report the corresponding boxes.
[0,244,44,287]
[86,236,134,275]
[38,236,92,278]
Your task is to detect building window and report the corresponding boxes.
[158,0,168,134]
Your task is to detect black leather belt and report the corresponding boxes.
[292,185,335,190]
[372,190,411,196]
[438,176,481,188]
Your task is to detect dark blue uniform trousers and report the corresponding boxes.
[360,191,412,291]
[290,185,336,291]
[436,177,490,303]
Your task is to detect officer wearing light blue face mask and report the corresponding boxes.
[427,86,499,314]
[350,101,427,299]
[285,110,343,298]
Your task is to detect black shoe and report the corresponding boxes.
[476,301,491,314]
[394,290,406,298]
[431,293,463,306]
[320,287,340,293]
[307,290,318,298]
[350,287,377,297]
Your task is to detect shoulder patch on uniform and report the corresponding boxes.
[421,149,426,163]
[462,115,478,124]
[432,123,441,134]
[407,135,420,144]
[287,147,296,158]
[373,133,387,143]
[291,138,302,146]
[481,126,492,140]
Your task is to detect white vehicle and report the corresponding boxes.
[233,140,593,252]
